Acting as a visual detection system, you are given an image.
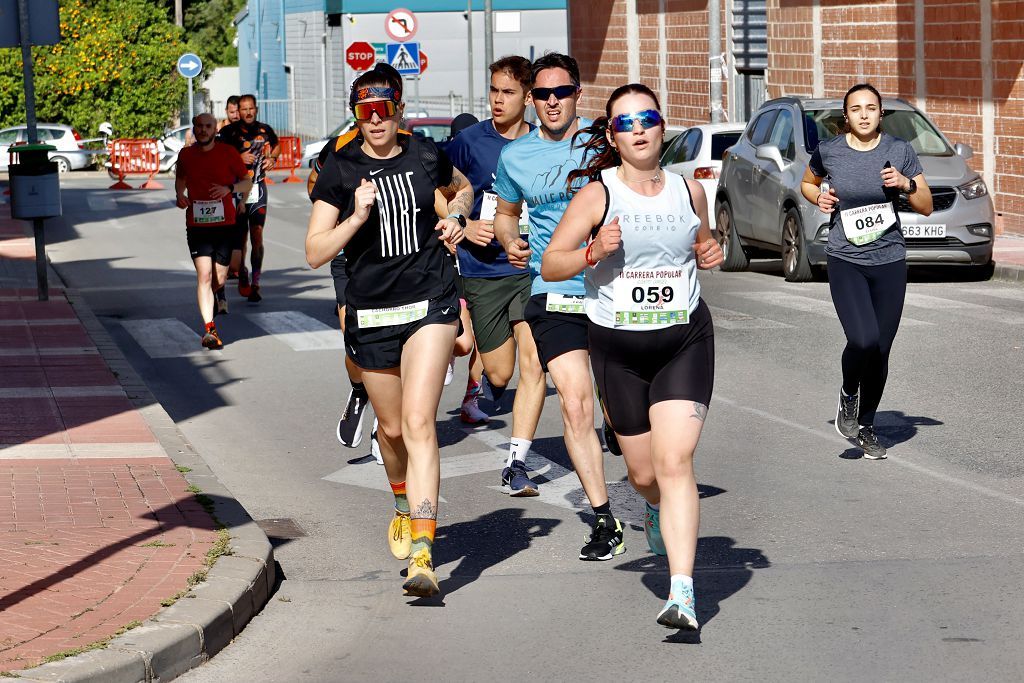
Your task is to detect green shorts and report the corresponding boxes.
[463,273,532,354]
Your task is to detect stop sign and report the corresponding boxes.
[346,41,376,71]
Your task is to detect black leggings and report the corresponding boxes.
[827,256,907,426]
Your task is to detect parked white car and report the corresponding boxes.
[660,122,746,230]
[0,123,93,173]
[301,119,356,168]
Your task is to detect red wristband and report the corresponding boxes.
[585,242,598,267]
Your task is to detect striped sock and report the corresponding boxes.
[389,481,410,514]
[410,518,436,555]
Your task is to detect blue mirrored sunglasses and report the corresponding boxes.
[609,109,664,133]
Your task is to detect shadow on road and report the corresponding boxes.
[614,535,770,642]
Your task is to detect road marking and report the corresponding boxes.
[714,394,1024,509]
[735,291,933,326]
[953,287,1024,304]
[121,318,203,358]
[707,305,792,330]
[323,450,502,492]
[264,237,304,254]
[246,311,346,351]
[904,292,1024,325]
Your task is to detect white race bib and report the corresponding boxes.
[192,199,226,225]
[841,202,896,246]
[356,300,429,329]
[612,269,689,326]
[545,293,585,315]
[247,182,260,204]
[480,192,530,235]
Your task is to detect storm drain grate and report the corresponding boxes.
[255,518,307,540]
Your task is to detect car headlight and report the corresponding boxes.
[958,178,988,200]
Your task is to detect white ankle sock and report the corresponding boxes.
[506,437,532,468]
[671,574,694,593]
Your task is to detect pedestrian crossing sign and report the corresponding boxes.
[386,42,420,75]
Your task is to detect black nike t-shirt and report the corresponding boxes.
[310,134,456,310]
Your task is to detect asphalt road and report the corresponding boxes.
[39,176,1024,682]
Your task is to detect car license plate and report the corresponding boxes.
[902,224,946,238]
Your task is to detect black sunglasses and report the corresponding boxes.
[530,84,579,102]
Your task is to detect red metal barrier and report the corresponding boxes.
[108,139,163,190]
[271,136,303,183]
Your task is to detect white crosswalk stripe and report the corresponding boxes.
[121,318,203,358]
[956,287,1024,304]
[903,292,1024,325]
[246,311,346,351]
[734,291,934,326]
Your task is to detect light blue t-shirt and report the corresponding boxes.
[492,119,593,296]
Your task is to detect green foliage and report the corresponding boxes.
[0,0,189,137]
[185,0,246,68]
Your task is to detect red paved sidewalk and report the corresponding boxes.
[0,209,218,673]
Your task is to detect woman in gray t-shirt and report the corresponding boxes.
[800,83,933,460]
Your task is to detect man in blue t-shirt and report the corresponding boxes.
[493,53,623,562]
[446,56,547,496]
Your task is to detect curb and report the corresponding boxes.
[12,265,276,682]
[992,261,1023,284]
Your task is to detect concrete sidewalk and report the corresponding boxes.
[993,231,1024,282]
[0,207,275,680]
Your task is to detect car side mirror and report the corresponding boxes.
[755,144,786,171]
[954,142,974,160]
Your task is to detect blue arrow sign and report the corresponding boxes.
[386,42,420,76]
[176,53,203,79]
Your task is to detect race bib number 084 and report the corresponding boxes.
[841,202,896,246]
[613,269,688,326]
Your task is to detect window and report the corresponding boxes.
[682,130,703,162]
[661,133,688,166]
[38,128,62,142]
[803,108,952,156]
[710,132,742,160]
[768,110,795,160]
[748,110,778,146]
[0,129,18,145]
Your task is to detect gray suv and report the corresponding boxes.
[715,97,996,282]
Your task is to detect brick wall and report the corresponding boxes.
[766,0,814,97]
[993,0,1024,230]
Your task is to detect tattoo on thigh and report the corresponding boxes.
[410,498,437,519]
[691,402,708,422]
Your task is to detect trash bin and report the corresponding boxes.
[9,143,62,219]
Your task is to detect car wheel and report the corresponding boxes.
[53,156,70,174]
[782,207,813,282]
[716,200,749,271]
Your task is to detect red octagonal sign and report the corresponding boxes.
[346,41,376,72]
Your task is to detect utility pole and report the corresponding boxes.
[484,0,493,113]
[709,0,724,123]
[175,0,183,27]
[467,1,474,114]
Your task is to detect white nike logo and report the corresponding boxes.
[369,169,384,176]
[442,308,451,314]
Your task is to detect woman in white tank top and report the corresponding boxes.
[541,84,723,631]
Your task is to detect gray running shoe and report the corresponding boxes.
[857,426,887,460]
[835,390,860,438]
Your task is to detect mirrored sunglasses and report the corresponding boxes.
[353,100,398,121]
[609,109,664,133]
[530,84,579,102]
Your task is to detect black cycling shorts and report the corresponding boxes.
[589,300,715,436]
[187,227,235,266]
[343,288,461,370]
[523,293,589,373]
[330,252,348,309]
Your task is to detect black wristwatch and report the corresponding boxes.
[447,213,467,228]
[906,178,917,195]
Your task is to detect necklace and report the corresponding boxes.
[618,168,662,185]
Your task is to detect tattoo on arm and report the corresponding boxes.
[410,498,437,520]
[440,168,472,205]
[691,402,708,422]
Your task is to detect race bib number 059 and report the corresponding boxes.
[613,269,688,326]
[841,202,896,246]
[192,199,226,225]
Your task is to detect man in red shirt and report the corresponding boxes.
[175,113,252,349]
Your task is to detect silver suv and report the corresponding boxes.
[715,97,996,282]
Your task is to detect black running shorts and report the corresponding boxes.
[523,293,589,373]
[588,300,715,436]
[187,227,235,266]
[343,288,461,370]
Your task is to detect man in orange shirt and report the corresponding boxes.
[175,113,253,349]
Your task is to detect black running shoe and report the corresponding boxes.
[603,421,622,456]
[336,387,368,448]
[835,390,859,438]
[857,426,887,460]
[579,515,625,561]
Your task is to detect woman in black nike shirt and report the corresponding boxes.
[306,64,473,598]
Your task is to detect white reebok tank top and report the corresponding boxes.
[584,167,703,331]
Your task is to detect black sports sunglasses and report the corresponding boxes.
[530,84,579,102]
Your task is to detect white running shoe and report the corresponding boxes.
[460,394,490,424]
[370,418,382,465]
[444,356,455,386]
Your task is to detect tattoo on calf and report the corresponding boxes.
[411,498,437,519]
[691,402,708,422]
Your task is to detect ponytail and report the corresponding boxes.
[566,118,619,192]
